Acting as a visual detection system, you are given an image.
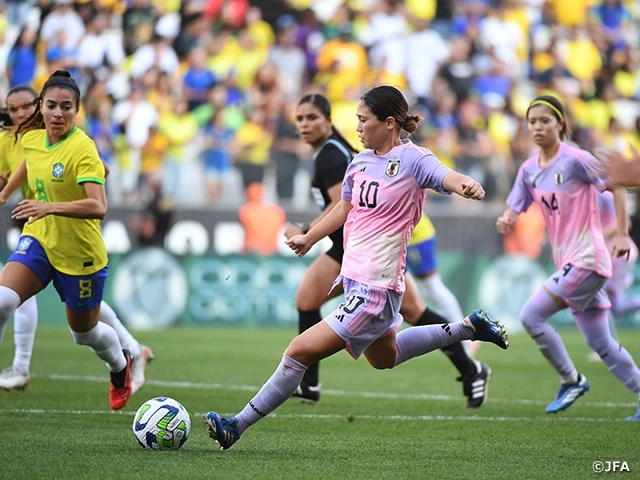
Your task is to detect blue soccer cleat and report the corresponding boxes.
[546,374,590,413]
[463,308,509,350]
[627,404,640,421]
[204,411,240,450]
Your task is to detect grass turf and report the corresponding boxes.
[0,327,638,480]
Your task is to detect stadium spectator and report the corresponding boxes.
[238,182,285,255]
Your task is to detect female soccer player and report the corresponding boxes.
[0,85,153,394]
[0,71,133,410]
[497,95,640,420]
[288,93,489,407]
[204,85,509,450]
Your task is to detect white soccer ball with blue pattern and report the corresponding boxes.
[133,397,191,450]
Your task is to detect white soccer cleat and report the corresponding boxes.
[131,345,154,395]
[0,366,30,391]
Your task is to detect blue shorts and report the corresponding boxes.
[406,237,437,277]
[8,236,108,313]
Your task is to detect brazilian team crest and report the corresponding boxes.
[554,169,564,185]
[52,162,64,179]
[16,237,33,254]
[385,159,400,178]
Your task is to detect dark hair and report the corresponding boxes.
[360,85,422,135]
[298,93,359,153]
[15,70,81,141]
[0,85,38,128]
[526,94,569,141]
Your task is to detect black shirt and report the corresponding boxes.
[310,135,353,248]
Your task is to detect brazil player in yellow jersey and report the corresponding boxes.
[407,213,489,406]
[0,84,153,394]
[0,71,132,410]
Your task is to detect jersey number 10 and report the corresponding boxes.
[359,181,379,208]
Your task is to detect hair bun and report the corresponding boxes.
[51,70,72,78]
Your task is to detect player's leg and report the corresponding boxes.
[0,296,39,390]
[574,303,640,420]
[403,271,490,407]
[292,248,342,403]
[55,267,131,410]
[99,300,153,394]
[364,309,508,370]
[205,319,345,450]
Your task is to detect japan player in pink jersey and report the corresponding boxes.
[203,85,509,450]
[497,95,640,420]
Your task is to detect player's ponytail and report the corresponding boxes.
[15,70,81,142]
[298,93,359,153]
[360,85,422,136]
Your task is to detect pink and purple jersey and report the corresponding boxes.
[507,142,611,277]
[340,139,452,294]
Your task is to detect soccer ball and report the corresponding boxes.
[132,397,191,450]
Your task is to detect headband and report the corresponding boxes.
[529,100,564,121]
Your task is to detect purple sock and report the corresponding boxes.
[575,308,640,396]
[393,322,474,367]
[521,288,577,382]
[236,354,307,435]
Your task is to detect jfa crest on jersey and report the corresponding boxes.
[385,159,400,178]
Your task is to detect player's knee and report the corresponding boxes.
[0,286,21,320]
[284,338,312,366]
[520,302,544,335]
[295,290,321,311]
[368,357,394,370]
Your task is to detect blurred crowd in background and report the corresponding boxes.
[0,0,639,214]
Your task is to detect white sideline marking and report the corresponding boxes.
[35,373,638,409]
[0,408,631,423]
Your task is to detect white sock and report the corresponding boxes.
[418,273,465,323]
[98,301,141,358]
[0,286,21,344]
[12,296,38,374]
[71,323,126,372]
[560,370,579,384]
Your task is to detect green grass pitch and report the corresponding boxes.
[0,327,638,479]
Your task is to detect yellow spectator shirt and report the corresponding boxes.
[0,130,33,200]
[21,127,107,275]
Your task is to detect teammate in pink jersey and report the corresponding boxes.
[203,85,509,451]
[497,95,640,420]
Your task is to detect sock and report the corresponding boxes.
[236,354,307,435]
[393,322,475,367]
[99,301,142,358]
[0,286,21,344]
[520,288,578,384]
[71,323,126,373]
[417,273,465,322]
[607,311,619,341]
[12,296,38,374]
[415,308,479,377]
[575,308,640,395]
[610,293,640,316]
[298,309,321,386]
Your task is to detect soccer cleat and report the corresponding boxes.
[131,345,154,395]
[546,374,590,413]
[290,382,321,404]
[458,362,491,408]
[627,404,640,421]
[463,309,509,349]
[204,411,240,450]
[0,366,30,391]
[109,350,133,410]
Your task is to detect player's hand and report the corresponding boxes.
[461,180,485,200]
[284,223,304,240]
[496,215,515,234]
[12,200,52,224]
[612,234,631,259]
[286,234,313,257]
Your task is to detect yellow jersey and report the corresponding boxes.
[409,213,436,245]
[0,130,33,200]
[21,127,107,276]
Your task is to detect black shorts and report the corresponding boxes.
[325,241,344,264]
